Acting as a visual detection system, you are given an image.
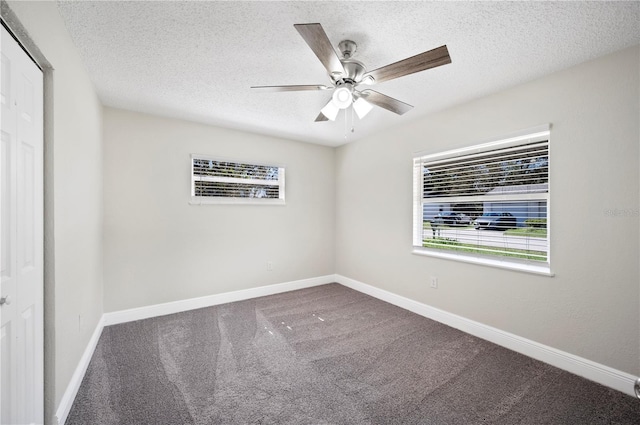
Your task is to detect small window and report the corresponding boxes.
[190,155,285,205]
[413,126,550,274]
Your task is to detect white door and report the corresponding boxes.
[0,24,44,425]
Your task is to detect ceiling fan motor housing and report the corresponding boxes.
[334,58,367,85]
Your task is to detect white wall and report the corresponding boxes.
[4,1,104,422]
[103,108,335,312]
[336,46,640,375]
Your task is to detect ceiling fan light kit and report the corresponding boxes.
[332,84,354,109]
[320,99,340,121]
[251,23,451,126]
[353,96,374,119]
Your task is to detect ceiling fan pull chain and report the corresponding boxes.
[344,108,348,140]
[351,106,355,133]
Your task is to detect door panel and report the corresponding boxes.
[19,142,35,270]
[20,306,35,421]
[0,53,10,107]
[1,324,13,425]
[1,134,12,280]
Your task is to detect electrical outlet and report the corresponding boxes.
[430,276,438,289]
[267,261,273,271]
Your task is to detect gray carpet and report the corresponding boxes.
[67,283,640,424]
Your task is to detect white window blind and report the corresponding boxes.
[191,155,285,204]
[413,128,550,272]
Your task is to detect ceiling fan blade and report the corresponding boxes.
[251,84,331,92]
[366,45,451,84]
[294,23,345,77]
[360,90,413,115]
[315,112,329,122]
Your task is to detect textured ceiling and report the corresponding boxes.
[56,1,640,147]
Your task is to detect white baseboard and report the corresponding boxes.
[54,315,105,425]
[335,274,639,398]
[103,275,336,326]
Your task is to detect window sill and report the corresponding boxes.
[412,248,554,277]
[190,197,285,206]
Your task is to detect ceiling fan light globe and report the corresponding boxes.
[321,101,340,121]
[353,97,374,119]
[332,86,353,109]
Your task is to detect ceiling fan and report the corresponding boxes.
[251,23,451,122]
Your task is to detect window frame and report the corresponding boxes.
[412,125,553,276]
[189,154,286,205]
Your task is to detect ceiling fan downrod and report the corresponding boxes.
[338,40,357,59]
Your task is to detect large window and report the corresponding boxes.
[413,127,550,274]
[190,155,285,204]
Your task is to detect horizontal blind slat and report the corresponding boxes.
[193,175,280,186]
